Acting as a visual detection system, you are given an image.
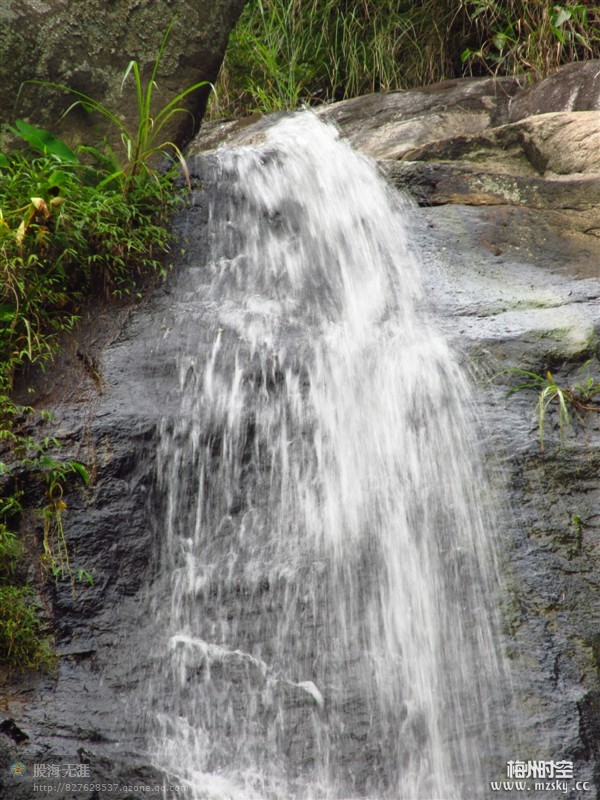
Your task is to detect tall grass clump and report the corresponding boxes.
[208,0,600,118]
[28,18,211,187]
[208,0,466,117]
[462,0,600,79]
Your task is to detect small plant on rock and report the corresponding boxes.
[26,17,211,187]
[0,399,91,670]
[501,361,600,452]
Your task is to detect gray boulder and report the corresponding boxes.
[0,0,247,154]
[509,59,600,120]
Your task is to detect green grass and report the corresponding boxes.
[208,0,600,118]
[209,0,462,116]
[0,585,55,671]
[461,0,600,79]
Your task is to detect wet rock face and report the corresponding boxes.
[0,0,246,151]
[2,62,600,796]
[0,307,179,797]
[412,204,600,795]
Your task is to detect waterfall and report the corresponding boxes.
[143,113,509,800]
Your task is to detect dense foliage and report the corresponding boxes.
[208,0,600,117]
[0,140,176,393]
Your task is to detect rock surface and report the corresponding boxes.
[0,0,246,152]
[2,61,600,797]
[508,59,600,120]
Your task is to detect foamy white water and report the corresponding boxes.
[143,113,509,800]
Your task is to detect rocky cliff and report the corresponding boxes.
[1,61,600,798]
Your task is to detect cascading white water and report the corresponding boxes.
[144,113,509,800]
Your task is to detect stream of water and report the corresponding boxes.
[144,113,509,800]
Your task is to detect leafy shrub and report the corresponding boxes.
[0,522,23,580]
[0,129,178,393]
[462,0,600,79]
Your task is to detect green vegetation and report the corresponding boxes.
[0,132,177,392]
[502,361,600,452]
[40,452,90,588]
[208,0,600,117]
[0,396,90,670]
[0,586,55,671]
[0,128,176,670]
[461,0,599,78]
[0,20,206,672]
[28,17,210,186]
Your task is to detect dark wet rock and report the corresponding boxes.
[0,719,29,745]
[0,0,246,152]
[410,203,600,797]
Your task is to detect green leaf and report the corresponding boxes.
[554,7,572,27]
[12,119,78,163]
[492,32,511,51]
[67,460,90,486]
[46,171,69,190]
[76,568,94,586]
[0,304,16,323]
[0,152,9,168]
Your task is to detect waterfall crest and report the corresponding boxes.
[144,113,509,800]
